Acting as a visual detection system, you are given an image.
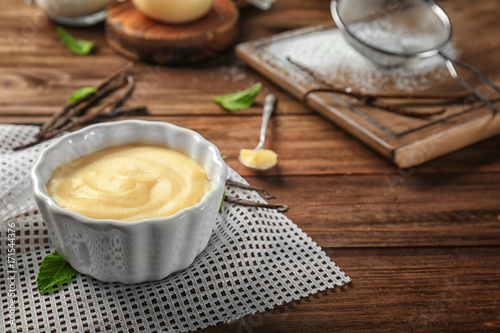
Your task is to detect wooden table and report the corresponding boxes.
[1,0,499,332]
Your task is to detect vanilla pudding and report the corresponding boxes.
[46,144,211,222]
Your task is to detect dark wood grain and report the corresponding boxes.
[244,173,500,248]
[200,247,500,333]
[0,0,499,332]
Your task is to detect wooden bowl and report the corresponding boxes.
[105,0,239,64]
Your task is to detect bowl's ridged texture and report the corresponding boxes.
[32,120,227,283]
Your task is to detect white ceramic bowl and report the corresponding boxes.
[31,120,227,283]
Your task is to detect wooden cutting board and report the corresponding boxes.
[106,0,239,64]
[236,0,500,168]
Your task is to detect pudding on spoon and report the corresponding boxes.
[239,94,278,171]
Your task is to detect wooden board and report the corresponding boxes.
[235,0,500,168]
[105,0,239,64]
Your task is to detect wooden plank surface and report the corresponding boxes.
[246,173,500,248]
[1,0,499,332]
[201,247,500,333]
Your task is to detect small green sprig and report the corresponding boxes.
[37,251,78,294]
[219,191,226,213]
[57,27,96,55]
[67,87,97,104]
[212,82,262,111]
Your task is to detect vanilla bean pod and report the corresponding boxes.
[287,57,471,100]
[41,77,130,138]
[224,196,289,213]
[304,88,446,117]
[37,92,94,138]
[225,179,276,200]
[303,84,472,100]
[14,64,137,151]
[94,61,135,91]
[34,76,135,142]
[293,64,443,117]
[51,75,135,136]
[287,57,472,117]
[38,62,134,137]
[13,139,44,151]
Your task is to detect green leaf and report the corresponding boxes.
[219,191,226,213]
[67,86,97,104]
[212,82,262,111]
[57,27,96,55]
[37,251,78,294]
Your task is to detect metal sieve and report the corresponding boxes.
[331,0,500,113]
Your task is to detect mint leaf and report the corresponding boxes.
[57,27,96,55]
[37,251,78,294]
[219,191,226,213]
[67,86,97,104]
[212,82,262,111]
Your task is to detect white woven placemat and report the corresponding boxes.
[0,124,350,333]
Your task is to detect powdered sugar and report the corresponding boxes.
[213,62,249,82]
[262,27,456,93]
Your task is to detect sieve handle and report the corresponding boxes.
[439,50,500,114]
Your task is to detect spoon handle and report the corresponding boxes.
[255,94,276,151]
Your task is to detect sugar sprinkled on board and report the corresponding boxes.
[262,27,457,93]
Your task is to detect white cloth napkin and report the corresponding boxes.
[0,124,350,333]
